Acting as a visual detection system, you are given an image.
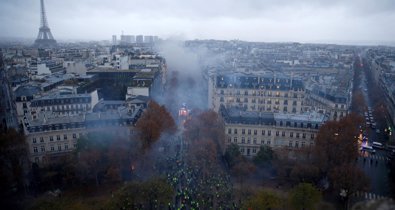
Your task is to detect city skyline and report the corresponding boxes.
[0,0,395,45]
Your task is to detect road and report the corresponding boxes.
[0,66,18,129]
[353,56,392,200]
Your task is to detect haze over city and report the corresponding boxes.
[1,0,395,44]
[2,0,395,209]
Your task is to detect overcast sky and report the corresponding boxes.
[1,0,395,44]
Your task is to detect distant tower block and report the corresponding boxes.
[33,0,57,48]
[112,35,117,45]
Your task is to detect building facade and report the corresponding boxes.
[210,72,306,114]
[220,105,326,156]
[24,104,144,165]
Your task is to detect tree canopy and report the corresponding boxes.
[0,128,28,196]
[109,177,174,210]
[243,190,281,210]
[224,143,241,167]
[289,183,321,210]
[254,145,275,167]
[136,100,176,151]
[314,113,362,174]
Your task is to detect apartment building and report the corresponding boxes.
[210,72,306,114]
[220,105,326,156]
[23,104,144,165]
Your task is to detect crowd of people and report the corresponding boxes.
[156,137,237,209]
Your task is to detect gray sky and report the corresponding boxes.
[1,0,395,44]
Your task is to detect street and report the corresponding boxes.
[352,55,392,201]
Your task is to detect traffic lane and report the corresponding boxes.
[358,150,390,196]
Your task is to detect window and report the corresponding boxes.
[302,133,306,139]
[234,129,238,134]
[296,133,300,138]
[220,97,224,102]
[50,136,53,141]
[33,138,37,144]
[57,135,60,140]
[295,141,299,148]
[228,128,232,134]
[290,132,294,138]
[244,98,248,103]
[74,143,77,148]
[65,144,69,150]
[289,141,293,147]
[276,131,279,136]
[247,137,251,144]
[311,134,315,139]
[302,142,305,147]
[253,138,257,144]
[51,146,54,151]
[282,131,285,136]
[33,147,38,153]
[228,137,231,143]
[64,134,67,140]
[253,148,257,153]
[242,129,245,134]
[262,130,265,136]
[40,145,45,152]
[242,137,245,144]
[40,137,44,143]
[58,145,62,151]
[254,130,257,135]
[267,140,271,145]
[248,129,251,135]
[261,140,265,144]
[268,130,271,136]
[234,137,238,143]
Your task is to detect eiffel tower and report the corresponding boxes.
[33,0,57,48]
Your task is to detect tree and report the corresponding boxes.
[188,138,219,179]
[329,163,369,203]
[184,110,226,153]
[314,113,362,174]
[109,177,174,210]
[254,145,275,167]
[75,131,133,186]
[290,163,320,184]
[0,128,29,196]
[231,157,256,189]
[289,183,321,210]
[224,143,241,167]
[243,190,281,210]
[136,100,176,151]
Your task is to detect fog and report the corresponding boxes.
[153,40,213,111]
[0,0,395,44]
